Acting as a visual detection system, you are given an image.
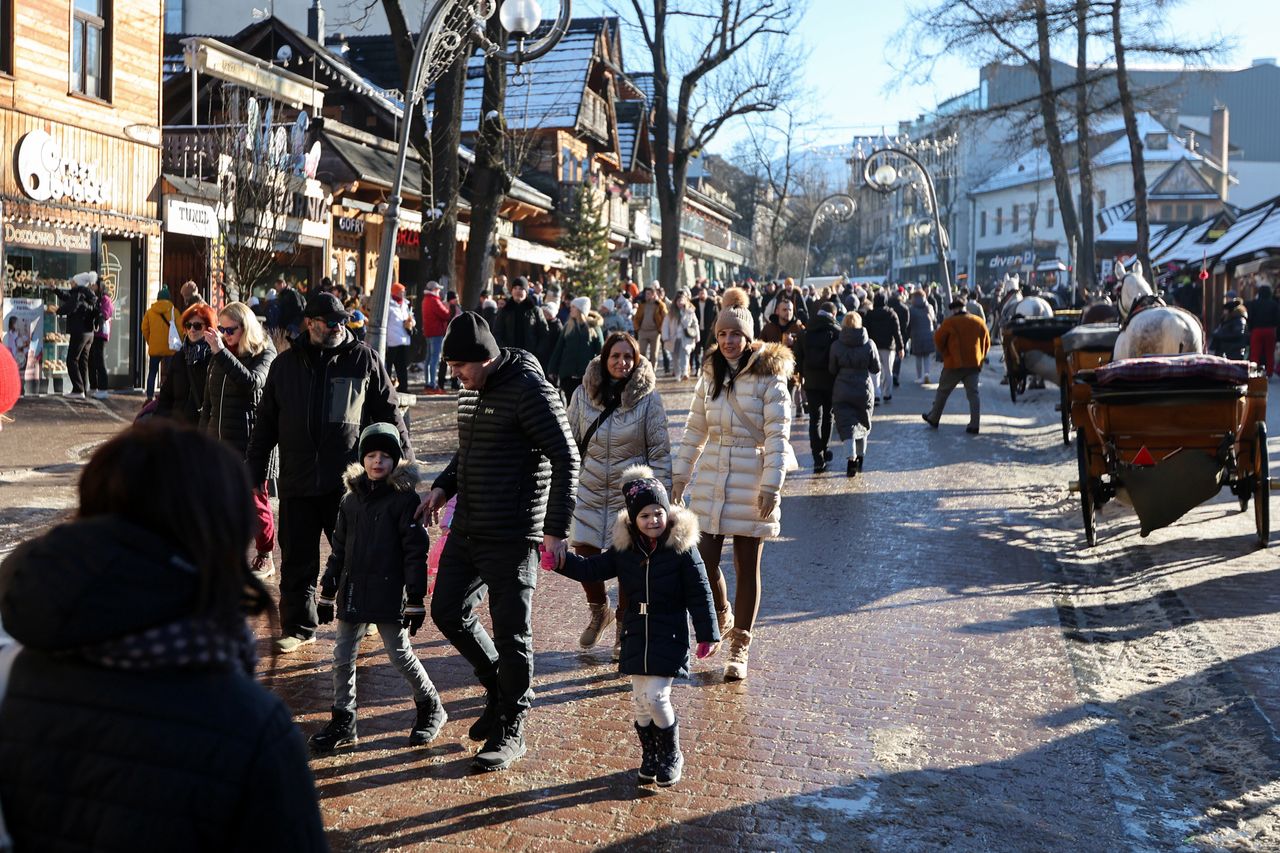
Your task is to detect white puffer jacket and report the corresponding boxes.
[566,357,672,549]
[674,342,797,538]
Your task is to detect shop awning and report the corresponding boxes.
[503,237,567,268]
[324,131,423,194]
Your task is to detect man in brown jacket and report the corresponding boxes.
[922,297,991,434]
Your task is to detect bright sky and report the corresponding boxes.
[580,0,1276,154]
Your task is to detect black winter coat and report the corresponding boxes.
[1210,312,1250,361]
[56,284,99,337]
[0,516,327,853]
[1247,294,1280,329]
[321,462,430,623]
[432,348,578,543]
[155,341,212,425]
[888,297,910,343]
[494,298,548,355]
[793,314,841,392]
[246,329,410,498]
[864,307,905,352]
[200,345,276,476]
[556,506,718,678]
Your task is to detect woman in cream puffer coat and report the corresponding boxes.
[566,332,672,654]
[673,287,796,682]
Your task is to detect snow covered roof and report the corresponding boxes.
[1152,218,1220,264]
[1096,219,1167,245]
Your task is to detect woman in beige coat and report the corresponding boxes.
[567,331,672,657]
[673,288,796,681]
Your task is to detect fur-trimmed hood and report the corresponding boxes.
[610,504,700,553]
[580,354,657,410]
[700,340,795,381]
[342,460,421,495]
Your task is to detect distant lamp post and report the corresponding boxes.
[862,146,953,303]
[801,193,857,288]
[367,0,572,358]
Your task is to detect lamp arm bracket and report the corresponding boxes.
[487,0,572,63]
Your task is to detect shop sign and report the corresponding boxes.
[15,130,112,207]
[337,215,365,236]
[165,198,218,238]
[397,228,420,249]
[3,220,93,252]
[987,250,1033,269]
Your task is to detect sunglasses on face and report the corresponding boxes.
[184,322,206,330]
[217,325,240,335]
[323,318,344,328]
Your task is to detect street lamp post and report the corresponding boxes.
[861,146,953,304]
[366,0,572,358]
[800,193,856,288]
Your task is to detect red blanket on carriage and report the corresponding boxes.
[1093,353,1253,386]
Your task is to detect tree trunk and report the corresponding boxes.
[1113,0,1150,281]
[1074,0,1096,302]
[463,15,508,311]
[658,204,683,295]
[425,53,466,292]
[1033,0,1082,287]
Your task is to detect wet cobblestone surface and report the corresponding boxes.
[3,358,1280,850]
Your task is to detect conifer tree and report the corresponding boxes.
[562,183,614,304]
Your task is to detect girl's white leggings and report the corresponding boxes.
[631,675,675,727]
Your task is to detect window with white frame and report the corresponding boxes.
[71,0,110,99]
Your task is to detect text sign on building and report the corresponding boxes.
[337,216,365,236]
[3,220,93,252]
[165,198,219,238]
[15,131,112,207]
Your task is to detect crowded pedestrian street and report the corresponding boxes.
[4,357,1279,851]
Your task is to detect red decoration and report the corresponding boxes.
[1133,446,1156,467]
[0,345,19,417]
[1199,269,1210,281]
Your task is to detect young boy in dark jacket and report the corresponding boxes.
[310,423,445,753]
[544,466,719,787]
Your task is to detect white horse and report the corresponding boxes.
[1112,261,1204,360]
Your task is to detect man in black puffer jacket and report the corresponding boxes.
[247,293,411,654]
[863,292,905,403]
[422,311,578,772]
[493,276,548,362]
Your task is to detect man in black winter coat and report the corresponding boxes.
[247,293,411,654]
[887,290,911,388]
[792,302,841,471]
[421,311,578,772]
[493,276,548,357]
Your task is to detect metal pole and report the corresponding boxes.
[800,193,856,289]
[862,147,952,304]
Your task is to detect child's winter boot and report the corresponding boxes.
[310,707,358,755]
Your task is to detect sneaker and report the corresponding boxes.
[578,602,615,648]
[723,628,753,681]
[474,713,527,771]
[309,707,358,755]
[275,635,316,654]
[64,390,86,399]
[92,390,109,400]
[409,692,448,746]
[250,551,275,581]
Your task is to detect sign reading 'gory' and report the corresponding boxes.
[15,130,112,207]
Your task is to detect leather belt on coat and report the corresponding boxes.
[707,431,761,449]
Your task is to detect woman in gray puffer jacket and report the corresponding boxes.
[829,311,880,478]
[566,331,672,658]
[908,289,937,383]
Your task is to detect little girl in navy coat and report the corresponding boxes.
[545,465,720,786]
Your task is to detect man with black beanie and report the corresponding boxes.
[419,311,579,771]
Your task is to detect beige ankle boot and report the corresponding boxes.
[579,602,615,648]
[716,605,735,636]
[723,628,753,681]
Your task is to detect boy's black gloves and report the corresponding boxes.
[317,588,336,625]
[403,599,426,636]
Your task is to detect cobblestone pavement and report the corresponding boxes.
[4,358,1280,850]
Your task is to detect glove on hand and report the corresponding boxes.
[403,600,426,636]
[696,641,720,659]
[757,490,779,520]
[316,596,336,625]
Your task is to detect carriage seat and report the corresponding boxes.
[1005,316,1077,342]
[1087,353,1256,393]
[1061,323,1121,354]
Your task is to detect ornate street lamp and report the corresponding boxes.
[861,146,953,304]
[800,193,856,288]
[366,0,572,357]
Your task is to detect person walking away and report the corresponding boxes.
[141,285,178,401]
[200,302,278,580]
[493,276,548,359]
[385,282,415,390]
[634,285,667,369]
[1209,298,1249,361]
[155,303,216,424]
[966,289,987,324]
[602,298,629,335]
[56,271,99,399]
[545,466,718,786]
[908,289,937,383]
[829,311,880,476]
[793,302,841,472]
[420,281,451,393]
[549,297,604,402]
[1246,284,1280,377]
[566,332,671,658]
[0,422,327,851]
[887,288,910,388]
[247,292,411,655]
[864,292,904,404]
[923,298,990,434]
[692,286,719,371]
[673,288,796,681]
[87,277,114,399]
[420,312,578,771]
[662,290,700,381]
[309,423,446,754]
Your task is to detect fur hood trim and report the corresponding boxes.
[610,504,700,553]
[343,460,421,494]
[581,355,657,410]
[700,340,795,382]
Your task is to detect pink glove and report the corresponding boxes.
[696,641,718,659]
[538,545,557,571]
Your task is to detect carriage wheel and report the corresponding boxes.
[1255,422,1270,547]
[1076,430,1097,546]
[1060,378,1071,446]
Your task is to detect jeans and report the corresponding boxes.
[926,367,981,428]
[915,354,931,381]
[424,335,445,388]
[671,336,692,380]
[386,344,410,390]
[430,534,538,717]
[277,490,342,639]
[146,355,164,399]
[66,332,93,393]
[806,387,833,458]
[89,336,108,391]
[332,619,436,712]
[1250,327,1277,377]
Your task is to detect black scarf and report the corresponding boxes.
[72,616,258,677]
[601,374,628,409]
[184,339,211,367]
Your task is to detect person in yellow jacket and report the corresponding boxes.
[922,297,991,435]
[140,285,178,400]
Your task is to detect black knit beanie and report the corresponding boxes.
[442,311,501,363]
[621,465,671,526]
[359,422,402,466]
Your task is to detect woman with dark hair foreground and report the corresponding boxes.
[0,422,327,852]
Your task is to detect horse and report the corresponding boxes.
[1112,261,1204,360]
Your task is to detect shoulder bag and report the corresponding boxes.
[166,307,182,352]
[577,400,620,456]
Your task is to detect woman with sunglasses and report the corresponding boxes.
[201,302,278,579]
[155,303,217,424]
